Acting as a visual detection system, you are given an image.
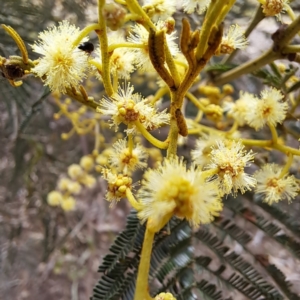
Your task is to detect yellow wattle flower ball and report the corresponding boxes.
[68,164,83,180]
[81,174,96,188]
[68,181,82,195]
[137,157,223,233]
[58,177,73,191]
[155,292,176,300]
[80,155,94,172]
[61,196,76,211]
[47,191,63,206]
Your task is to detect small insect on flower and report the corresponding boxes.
[78,41,94,54]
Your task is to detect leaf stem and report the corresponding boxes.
[97,0,114,96]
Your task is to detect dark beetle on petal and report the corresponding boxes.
[78,42,94,54]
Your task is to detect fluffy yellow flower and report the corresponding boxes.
[61,196,76,211]
[102,170,133,205]
[143,0,177,21]
[207,140,256,196]
[137,157,223,233]
[31,21,89,93]
[244,87,288,130]
[97,83,170,133]
[109,139,148,173]
[254,163,298,204]
[217,24,248,55]
[180,0,211,14]
[68,164,84,180]
[224,91,258,126]
[80,155,94,172]
[191,133,227,169]
[47,191,63,206]
[261,0,289,21]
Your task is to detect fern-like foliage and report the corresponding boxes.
[92,195,300,300]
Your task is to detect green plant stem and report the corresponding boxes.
[215,15,300,85]
[213,50,282,85]
[282,45,300,53]
[278,14,300,47]
[134,120,168,149]
[66,88,98,110]
[150,87,169,105]
[97,0,114,96]
[166,92,179,158]
[72,23,101,47]
[108,42,145,52]
[125,0,155,31]
[279,154,294,178]
[134,226,154,300]
[268,123,278,144]
[195,0,224,59]
[126,188,142,211]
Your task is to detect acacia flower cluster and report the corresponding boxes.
[3,1,300,299]
[137,157,223,233]
[47,155,96,211]
[191,133,226,169]
[254,163,298,204]
[31,21,90,93]
[102,169,133,205]
[225,87,288,130]
[206,140,256,196]
[216,24,248,55]
[143,0,177,21]
[97,83,170,133]
[259,0,290,20]
[181,0,211,14]
[109,139,148,173]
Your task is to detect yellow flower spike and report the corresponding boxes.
[1,24,28,64]
[118,185,127,193]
